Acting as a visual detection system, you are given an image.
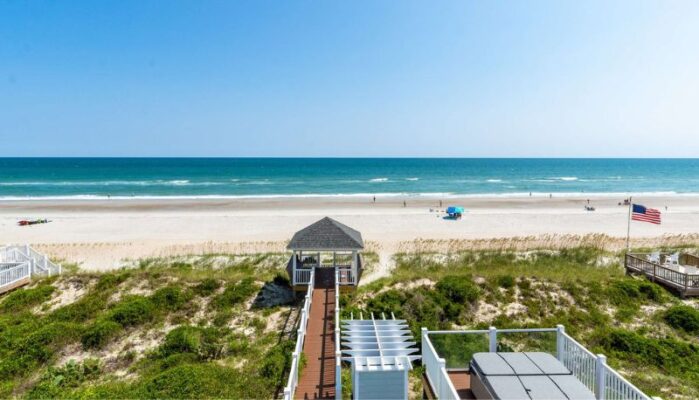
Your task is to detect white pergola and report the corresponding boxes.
[341,314,420,399]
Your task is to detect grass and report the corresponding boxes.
[0,253,294,399]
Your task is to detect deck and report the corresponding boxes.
[423,371,474,399]
[625,253,699,297]
[295,274,336,399]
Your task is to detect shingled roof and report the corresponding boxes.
[287,217,364,251]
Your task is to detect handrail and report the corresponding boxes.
[335,268,342,399]
[601,361,649,400]
[0,245,61,277]
[283,267,315,400]
[421,328,459,399]
[0,262,31,288]
[626,253,699,290]
[422,326,651,400]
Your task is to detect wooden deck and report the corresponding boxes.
[422,371,474,400]
[625,253,699,297]
[0,276,30,295]
[295,271,336,399]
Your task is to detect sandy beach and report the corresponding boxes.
[1,194,698,270]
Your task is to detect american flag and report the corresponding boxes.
[632,204,661,225]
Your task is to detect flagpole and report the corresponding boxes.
[626,196,632,251]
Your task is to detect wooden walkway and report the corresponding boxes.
[295,271,336,399]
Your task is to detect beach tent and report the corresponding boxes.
[446,206,464,214]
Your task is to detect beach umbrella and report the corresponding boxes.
[446,206,464,214]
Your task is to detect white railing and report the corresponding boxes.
[335,269,342,398]
[0,245,61,277]
[559,331,597,390]
[421,328,459,399]
[422,326,651,400]
[601,360,649,400]
[294,268,312,285]
[284,268,315,400]
[337,267,355,285]
[0,262,31,288]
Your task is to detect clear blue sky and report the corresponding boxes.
[1,1,698,157]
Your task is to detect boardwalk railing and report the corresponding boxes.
[625,253,699,296]
[0,262,31,288]
[335,269,342,398]
[283,268,315,400]
[294,268,313,285]
[422,326,650,400]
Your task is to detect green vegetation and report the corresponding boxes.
[2,247,698,398]
[0,253,293,399]
[664,305,699,334]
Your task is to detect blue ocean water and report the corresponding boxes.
[0,158,698,199]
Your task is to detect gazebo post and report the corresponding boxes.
[352,250,358,285]
[292,251,297,285]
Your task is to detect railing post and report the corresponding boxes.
[556,325,565,362]
[489,326,497,352]
[595,354,607,400]
[336,351,342,399]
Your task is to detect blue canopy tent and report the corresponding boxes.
[446,206,465,219]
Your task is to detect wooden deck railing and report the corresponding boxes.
[625,253,699,296]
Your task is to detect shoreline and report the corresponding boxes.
[0,191,697,202]
[1,194,697,270]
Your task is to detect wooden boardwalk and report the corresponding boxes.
[295,271,336,399]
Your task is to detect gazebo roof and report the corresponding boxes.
[287,217,364,251]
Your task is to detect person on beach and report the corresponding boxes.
[403,200,406,208]
[439,200,442,207]
[373,196,376,203]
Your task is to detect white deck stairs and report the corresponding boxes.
[0,245,61,294]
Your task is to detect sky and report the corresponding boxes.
[1,1,698,157]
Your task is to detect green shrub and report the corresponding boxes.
[142,363,257,399]
[51,295,107,323]
[95,273,129,291]
[496,275,515,289]
[151,286,190,311]
[664,305,699,334]
[597,328,699,374]
[436,275,480,304]
[213,278,258,309]
[108,296,156,327]
[160,326,224,360]
[193,278,220,297]
[0,285,54,311]
[81,320,122,349]
[26,359,100,399]
[260,340,294,381]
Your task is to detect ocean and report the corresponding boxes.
[1,158,698,199]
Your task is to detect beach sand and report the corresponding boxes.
[1,194,698,270]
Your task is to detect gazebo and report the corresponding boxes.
[286,217,364,290]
